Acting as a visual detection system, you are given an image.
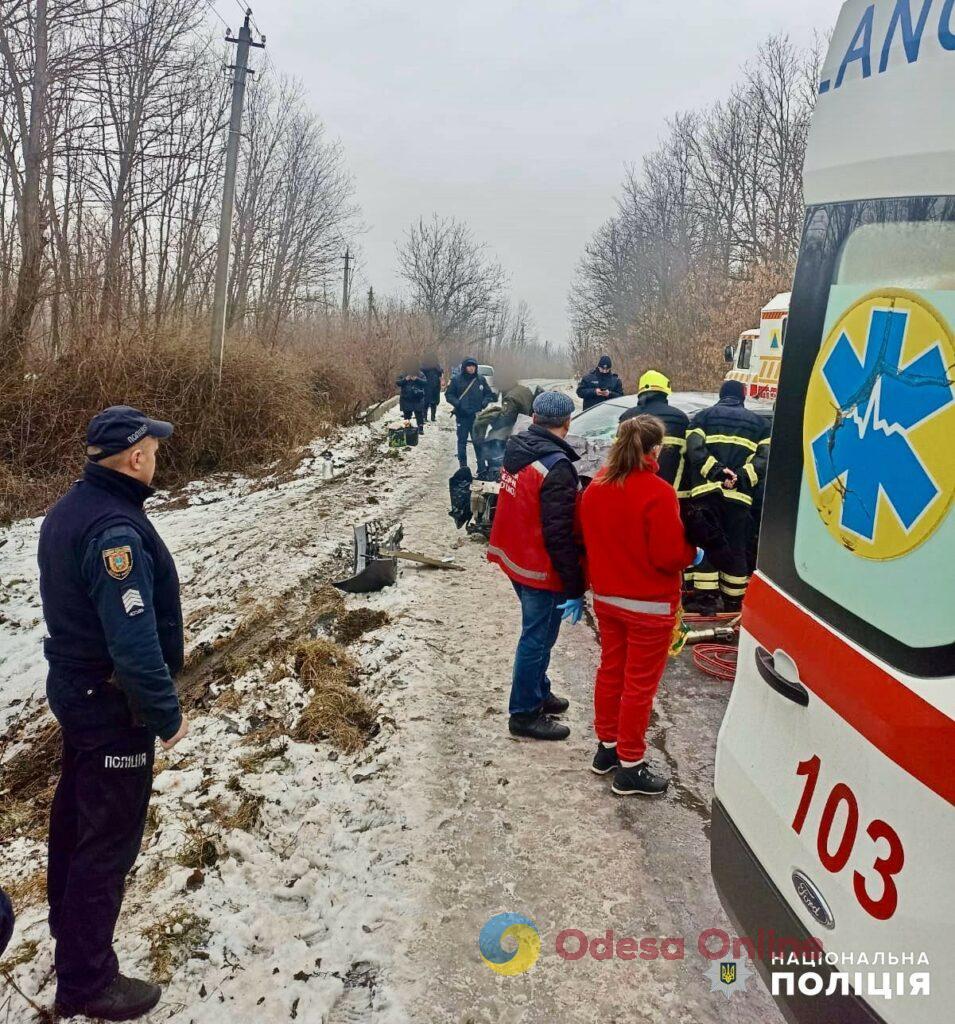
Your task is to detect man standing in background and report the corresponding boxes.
[420,354,444,423]
[445,357,495,469]
[576,355,624,411]
[38,406,188,1021]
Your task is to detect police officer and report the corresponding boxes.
[683,380,771,612]
[619,370,689,492]
[576,355,624,411]
[38,406,188,1021]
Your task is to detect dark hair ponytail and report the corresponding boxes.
[602,414,665,485]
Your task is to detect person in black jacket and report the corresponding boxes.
[619,370,689,493]
[576,355,624,411]
[444,357,495,468]
[395,363,428,434]
[683,380,771,611]
[487,390,585,741]
[420,354,444,422]
[37,406,188,1022]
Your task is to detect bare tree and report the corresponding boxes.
[396,214,506,343]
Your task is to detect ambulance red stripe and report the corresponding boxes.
[743,574,955,807]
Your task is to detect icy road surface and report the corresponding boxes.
[0,393,780,1023]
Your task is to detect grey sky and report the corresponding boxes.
[257,0,838,346]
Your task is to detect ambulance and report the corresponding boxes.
[725,292,790,400]
[712,2,955,1023]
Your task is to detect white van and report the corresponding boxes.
[726,293,790,400]
[712,3,955,1023]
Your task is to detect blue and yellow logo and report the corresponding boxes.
[804,289,955,560]
[479,913,541,976]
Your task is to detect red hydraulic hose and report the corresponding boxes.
[693,643,738,681]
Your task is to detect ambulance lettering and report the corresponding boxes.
[820,0,955,94]
[791,755,905,921]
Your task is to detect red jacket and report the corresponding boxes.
[579,458,696,614]
[488,430,584,596]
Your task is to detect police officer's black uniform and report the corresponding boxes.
[575,356,624,411]
[683,381,770,610]
[37,407,182,1016]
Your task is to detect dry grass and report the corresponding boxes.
[0,719,60,839]
[293,637,357,688]
[211,791,264,832]
[236,737,290,774]
[177,826,220,871]
[334,608,390,645]
[143,910,211,983]
[0,938,39,974]
[0,869,46,909]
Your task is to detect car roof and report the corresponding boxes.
[577,391,774,418]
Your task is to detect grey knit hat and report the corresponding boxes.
[532,390,575,425]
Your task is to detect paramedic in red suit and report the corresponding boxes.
[487,390,585,741]
[580,414,698,796]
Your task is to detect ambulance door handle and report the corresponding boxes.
[755,647,809,707]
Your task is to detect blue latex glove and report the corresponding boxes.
[557,598,584,625]
[693,547,705,567]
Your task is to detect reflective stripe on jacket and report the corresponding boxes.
[683,398,771,506]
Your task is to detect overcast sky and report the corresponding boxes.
[255,0,838,347]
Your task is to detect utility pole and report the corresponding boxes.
[341,248,352,315]
[366,286,375,324]
[210,10,265,374]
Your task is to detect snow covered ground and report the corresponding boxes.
[1,389,780,1023]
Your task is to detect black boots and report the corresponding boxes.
[542,693,569,715]
[509,711,570,741]
[591,743,620,775]
[56,975,162,1021]
[611,762,669,797]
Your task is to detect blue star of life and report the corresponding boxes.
[810,307,953,541]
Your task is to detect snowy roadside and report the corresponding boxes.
[0,406,463,1023]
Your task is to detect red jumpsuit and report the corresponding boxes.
[579,458,696,762]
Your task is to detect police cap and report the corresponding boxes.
[86,406,174,461]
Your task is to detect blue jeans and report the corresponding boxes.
[455,413,476,467]
[509,582,563,716]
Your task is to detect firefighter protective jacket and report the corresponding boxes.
[683,396,771,507]
[620,392,690,495]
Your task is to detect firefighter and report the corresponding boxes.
[38,406,188,1020]
[487,390,585,741]
[576,355,624,411]
[683,380,770,612]
[618,370,689,492]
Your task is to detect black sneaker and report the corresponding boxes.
[509,712,570,741]
[591,744,620,775]
[56,975,162,1021]
[611,762,669,797]
[542,693,569,715]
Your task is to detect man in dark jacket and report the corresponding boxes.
[619,370,689,493]
[37,406,188,1021]
[576,355,624,411]
[683,379,771,611]
[487,391,585,741]
[444,357,495,469]
[395,364,428,434]
[420,354,444,422]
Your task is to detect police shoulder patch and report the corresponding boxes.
[103,545,133,580]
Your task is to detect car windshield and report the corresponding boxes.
[478,365,493,376]
[571,400,630,438]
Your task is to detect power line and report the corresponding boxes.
[199,0,230,33]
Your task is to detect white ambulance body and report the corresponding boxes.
[712,3,955,1023]
[726,293,790,399]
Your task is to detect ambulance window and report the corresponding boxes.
[737,337,752,370]
[760,199,955,677]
